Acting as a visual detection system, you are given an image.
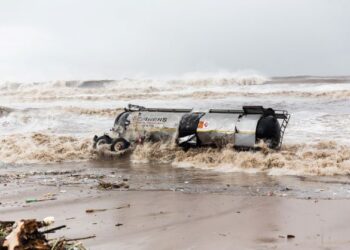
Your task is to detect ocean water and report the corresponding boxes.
[1,74,350,176]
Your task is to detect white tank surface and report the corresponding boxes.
[93,104,290,152]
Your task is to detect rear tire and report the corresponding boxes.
[111,138,130,152]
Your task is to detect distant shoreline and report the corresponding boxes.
[2,75,350,85]
[268,75,350,84]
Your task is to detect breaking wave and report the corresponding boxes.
[169,72,268,86]
[0,133,92,164]
[0,74,270,102]
[182,90,350,100]
[1,76,350,102]
[0,106,13,117]
[0,73,268,90]
[64,107,123,117]
[0,133,132,164]
[3,88,350,103]
[131,141,350,176]
[1,133,350,176]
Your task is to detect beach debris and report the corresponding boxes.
[26,193,57,203]
[115,223,123,227]
[30,170,83,176]
[65,235,96,242]
[1,219,88,250]
[41,225,67,234]
[98,181,129,190]
[116,204,131,209]
[43,216,55,226]
[50,235,94,249]
[0,221,14,243]
[86,208,107,213]
[86,204,131,214]
[315,189,325,193]
[2,220,50,250]
[50,238,87,250]
[25,197,57,203]
[278,234,295,240]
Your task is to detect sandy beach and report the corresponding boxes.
[3,188,350,250]
[1,163,350,250]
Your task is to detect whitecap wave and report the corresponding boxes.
[0,106,13,117]
[1,74,350,102]
[131,141,350,176]
[0,133,92,164]
[1,132,349,176]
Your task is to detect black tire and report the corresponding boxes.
[96,138,107,147]
[111,138,130,152]
[256,115,281,149]
[93,135,113,149]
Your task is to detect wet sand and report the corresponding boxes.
[2,187,350,250]
[1,163,350,249]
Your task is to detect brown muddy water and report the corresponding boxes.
[2,158,350,200]
[1,75,350,200]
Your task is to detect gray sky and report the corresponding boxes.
[0,0,349,81]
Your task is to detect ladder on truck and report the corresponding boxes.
[276,110,290,149]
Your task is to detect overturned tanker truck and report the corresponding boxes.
[93,104,290,152]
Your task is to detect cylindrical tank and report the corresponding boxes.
[93,104,290,151]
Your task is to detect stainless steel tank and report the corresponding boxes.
[93,104,290,151]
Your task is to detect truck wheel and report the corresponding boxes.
[111,138,130,152]
[93,135,112,149]
[96,138,107,147]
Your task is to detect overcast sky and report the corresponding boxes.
[0,0,349,81]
